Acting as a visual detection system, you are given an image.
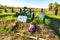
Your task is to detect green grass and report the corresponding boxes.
[45,10,60,19]
[34,11,60,37]
[44,16,60,37]
[0,13,15,15]
[0,11,60,37]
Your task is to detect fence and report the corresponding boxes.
[0,8,41,13]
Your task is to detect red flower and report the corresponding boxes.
[29,24,35,31]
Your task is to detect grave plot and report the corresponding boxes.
[0,6,59,40]
[0,13,59,40]
[15,22,59,40]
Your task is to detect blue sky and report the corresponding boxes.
[0,0,60,8]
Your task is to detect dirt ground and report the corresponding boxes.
[0,22,59,40]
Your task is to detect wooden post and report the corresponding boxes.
[4,8,7,12]
[19,8,22,13]
[0,9,2,13]
[11,7,14,13]
[31,10,34,20]
[29,8,32,13]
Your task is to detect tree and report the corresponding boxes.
[49,3,52,10]
[0,4,4,9]
[53,2,58,10]
[52,2,58,15]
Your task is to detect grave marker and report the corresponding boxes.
[55,8,58,15]
[31,10,34,20]
[17,15,27,22]
[40,13,44,21]
[40,9,44,22]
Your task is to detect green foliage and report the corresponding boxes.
[32,17,43,24]
[58,5,60,8]
[0,25,17,35]
[45,16,60,37]
[48,2,59,10]
[45,18,52,26]
[27,18,32,23]
[27,13,31,18]
[6,27,12,34]
[0,26,6,32]
[19,24,24,30]
[52,2,58,10]
[49,3,52,10]
[0,13,17,22]
[0,4,5,9]
[0,4,17,9]
[0,26,7,35]
[18,31,30,40]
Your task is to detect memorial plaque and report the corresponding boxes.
[17,15,27,22]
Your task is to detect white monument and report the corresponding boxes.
[40,13,44,21]
[17,15,27,22]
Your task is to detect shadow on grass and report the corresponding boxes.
[44,15,60,37]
